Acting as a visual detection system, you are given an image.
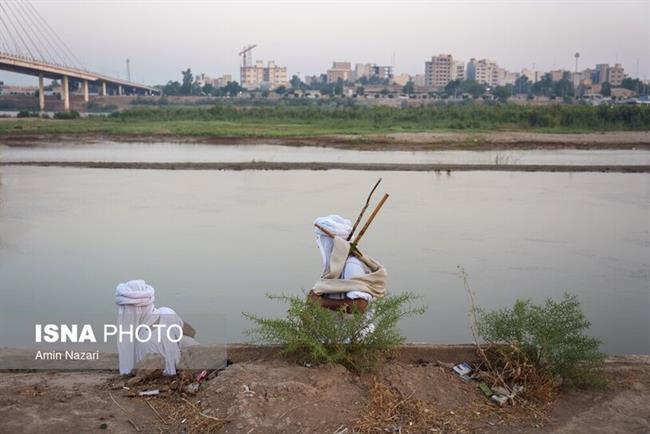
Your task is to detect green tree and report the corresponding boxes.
[180,68,193,95]
[459,80,487,98]
[202,83,215,96]
[334,78,344,96]
[601,82,611,97]
[222,81,243,97]
[514,75,531,94]
[290,75,303,91]
[162,80,181,96]
[275,85,287,95]
[402,80,415,95]
[493,85,512,102]
[620,77,645,95]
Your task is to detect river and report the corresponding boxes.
[0,144,648,354]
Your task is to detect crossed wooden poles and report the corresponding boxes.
[314,178,389,257]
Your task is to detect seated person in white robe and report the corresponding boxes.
[115,280,198,376]
[309,215,387,313]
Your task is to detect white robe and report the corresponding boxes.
[313,215,372,301]
[115,280,197,375]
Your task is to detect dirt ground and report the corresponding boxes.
[0,351,648,434]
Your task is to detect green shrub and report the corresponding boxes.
[244,293,425,372]
[16,110,35,118]
[477,293,606,389]
[53,110,80,119]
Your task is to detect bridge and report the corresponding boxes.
[0,0,160,111]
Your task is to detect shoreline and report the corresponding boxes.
[1,130,650,151]
[3,160,649,173]
[1,346,648,433]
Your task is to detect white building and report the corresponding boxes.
[425,54,463,89]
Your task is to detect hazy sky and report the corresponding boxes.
[1,0,648,86]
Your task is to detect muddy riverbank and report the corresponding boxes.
[1,131,650,151]
[3,160,648,173]
[0,345,648,433]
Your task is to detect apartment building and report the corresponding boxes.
[425,54,463,88]
[240,60,288,90]
[521,68,543,83]
[327,62,353,83]
[469,59,499,86]
[607,63,625,86]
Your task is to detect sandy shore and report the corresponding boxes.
[0,345,648,433]
[2,131,650,150]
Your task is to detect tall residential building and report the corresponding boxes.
[371,65,394,81]
[424,54,458,88]
[496,68,518,86]
[595,64,609,84]
[521,68,543,83]
[549,69,569,82]
[353,63,393,81]
[473,59,499,86]
[354,63,372,80]
[608,63,625,86]
[241,60,288,90]
[327,62,353,83]
[413,74,426,87]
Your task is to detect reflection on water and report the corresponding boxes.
[1,141,649,165]
[0,167,648,354]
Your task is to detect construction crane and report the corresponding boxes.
[239,44,257,68]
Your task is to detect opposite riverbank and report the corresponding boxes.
[2,130,650,151]
[0,345,648,433]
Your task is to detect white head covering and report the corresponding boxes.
[313,215,352,275]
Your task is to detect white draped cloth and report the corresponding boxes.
[115,280,197,375]
[313,215,372,301]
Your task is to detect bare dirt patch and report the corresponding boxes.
[1,352,648,433]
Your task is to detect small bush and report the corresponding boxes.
[16,110,36,118]
[477,293,606,389]
[244,293,425,372]
[53,110,81,119]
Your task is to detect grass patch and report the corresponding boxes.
[0,103,648,137]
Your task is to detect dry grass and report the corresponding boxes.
[148,397,228,433]
[354,379,484,433]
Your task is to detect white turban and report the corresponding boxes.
[313,215,352,274]
[115,280,187,375]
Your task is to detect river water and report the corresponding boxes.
[0,145,648,354]
[2,141,650,165]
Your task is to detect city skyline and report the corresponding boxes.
[0,0,648,86]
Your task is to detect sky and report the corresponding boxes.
[0,0,648,86]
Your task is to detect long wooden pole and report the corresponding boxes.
[314,223,363,257]
[347,178,382,241]
[352,193,389,246]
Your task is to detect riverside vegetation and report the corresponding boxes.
[2,103,649,137]
[245,289,605,394]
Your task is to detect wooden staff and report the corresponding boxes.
[314,223,363,257]
[347,178,382,241]
[352,193,389,246]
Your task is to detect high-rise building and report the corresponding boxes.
[473,59,499,86]
[424,54,456,88]
[327,62,353,83]
[241,60,288,90]
[608,63,625,86]
[521,68,543,83]
[595,64,609,84]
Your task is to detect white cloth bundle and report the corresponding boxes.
[115,280,196,375]
[313,215,372,301]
